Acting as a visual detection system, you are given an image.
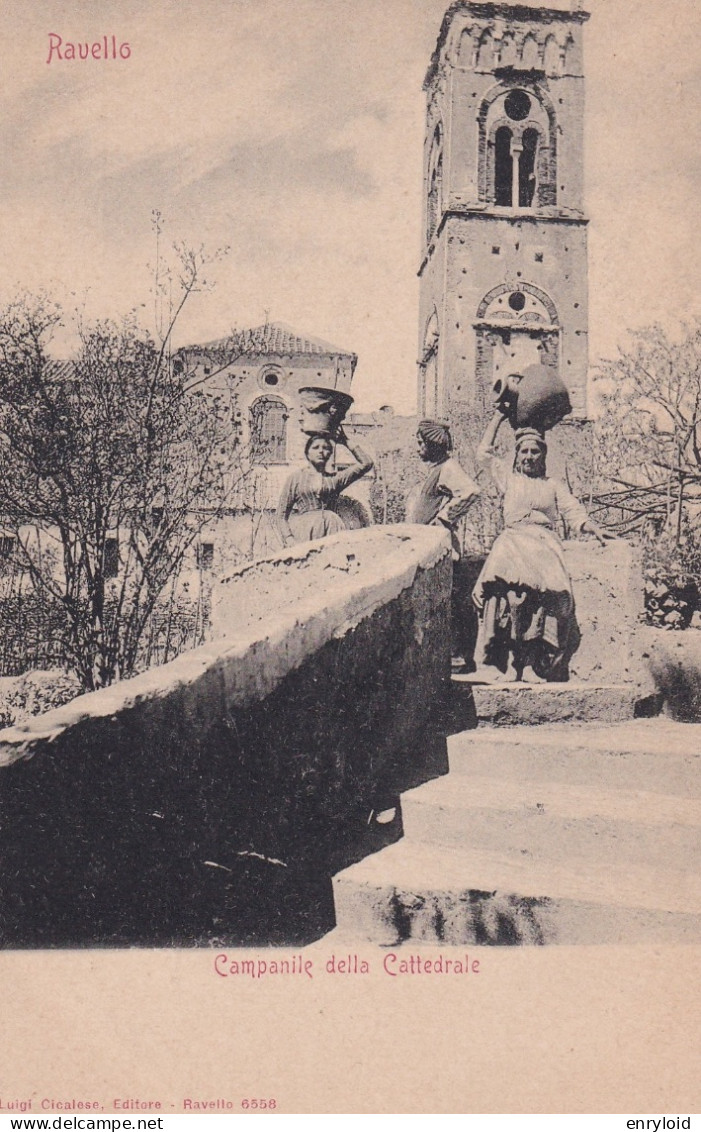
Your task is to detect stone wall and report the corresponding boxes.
[565,539,645,684]
[0,527,451,949]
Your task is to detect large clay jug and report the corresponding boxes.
[492,373,521,424]
[513,364,571,431]
[298,386,354,436]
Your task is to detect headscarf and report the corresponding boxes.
[418,419,452,455]
[514,427,547,455]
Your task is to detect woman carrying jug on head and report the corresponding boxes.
[472,406,614,683]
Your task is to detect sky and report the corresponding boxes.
[0,0,699,412]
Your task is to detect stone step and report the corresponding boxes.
[400,773,701,869]
[444,719,700,796]
[450,675,641,728]
[331,717,701,947]
[332,840,701,946]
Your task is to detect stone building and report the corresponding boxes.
[418,1,590,425]
[178,321,363,563]
[181,319,357,485]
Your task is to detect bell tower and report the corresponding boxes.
[418,1,590,424]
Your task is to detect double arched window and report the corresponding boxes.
[480,86,556,209]
[494,125,540,208]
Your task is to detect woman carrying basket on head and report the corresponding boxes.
[277,426,374,547]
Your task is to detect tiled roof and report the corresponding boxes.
[193,321,357,360]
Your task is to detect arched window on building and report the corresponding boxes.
[250,396,288,464]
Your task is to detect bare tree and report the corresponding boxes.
[0,241,260,690]
[591,323,701,550]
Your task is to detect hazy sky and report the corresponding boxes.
[0,0,698,411]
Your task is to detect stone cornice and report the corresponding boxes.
[424,1,590,89]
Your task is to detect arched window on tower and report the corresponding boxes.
[420,310,440,416]
[250,396,288,464]
[519,128,539,207]
[484,87,552,208]
[476,284,560,406]
[426,124,443,242]
[494,127,513,206]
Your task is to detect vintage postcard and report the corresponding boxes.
[0,0,699,1116]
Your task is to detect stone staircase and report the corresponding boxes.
[452,674,646,727]
[332,715,701,946]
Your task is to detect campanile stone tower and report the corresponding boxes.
[418,1,590,424]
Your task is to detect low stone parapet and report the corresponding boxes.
[565,539,645,685]
[0,526,452,947]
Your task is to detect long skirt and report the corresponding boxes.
[472,525,579,678]
[288,508,347,544]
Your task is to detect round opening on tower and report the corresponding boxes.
[508,291,526,312]
[504,89,531,121]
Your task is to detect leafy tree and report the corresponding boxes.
[0,247,258,690]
